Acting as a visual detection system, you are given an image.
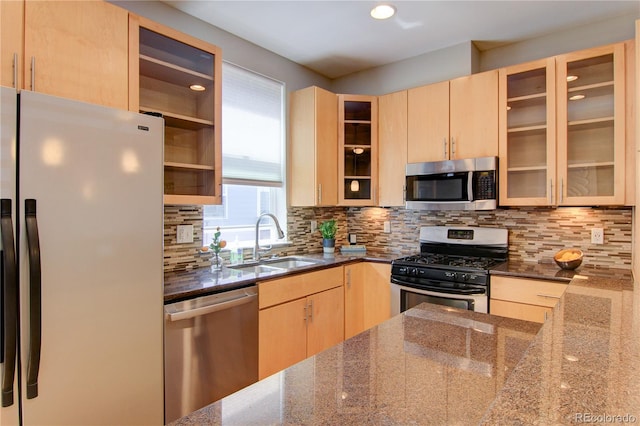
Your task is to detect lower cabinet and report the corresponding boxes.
[490,275,568,323]
[258,267,344,379]
[344,262,391,339]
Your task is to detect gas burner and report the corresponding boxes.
[397,254,503,270]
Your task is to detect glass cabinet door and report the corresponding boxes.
[556,43,625,205]
[338,95,378,206]
[499,58,556,206]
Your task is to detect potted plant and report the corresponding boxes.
[318,219,337,254]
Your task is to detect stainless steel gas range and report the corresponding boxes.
[390,226,508,315]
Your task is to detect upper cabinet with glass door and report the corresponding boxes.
[338,95,378,206]
[129,15,222,205]
[499,58,556,206]
[556,43,626,206]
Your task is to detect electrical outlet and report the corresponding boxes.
[591,228,604,245]
[311,220,317,233]
[383,221,391,233]
[177,224,194,244]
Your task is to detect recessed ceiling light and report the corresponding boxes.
[371,4,396,20]
[569,94,585,101]
[566,75,579,82]
[190,84,206,92]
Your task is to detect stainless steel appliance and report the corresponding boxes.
[164,285,258,423]
[405,156,498,211]
[390,226,508,315]
[1,88,164,424]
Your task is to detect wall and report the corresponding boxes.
[164,205,632,272]
[331,41,477,95]
[333,12,639,95]
[480,13,639,72]
[345,207,632,269]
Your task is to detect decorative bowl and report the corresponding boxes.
[554,249,583,270]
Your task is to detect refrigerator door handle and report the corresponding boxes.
[1,199,17,407]
[24,199,42,400]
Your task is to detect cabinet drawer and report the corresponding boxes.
[490,299,552,324]
[259,267,343,309]
[491,276,567,308]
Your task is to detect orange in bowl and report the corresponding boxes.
[554,249,583,270]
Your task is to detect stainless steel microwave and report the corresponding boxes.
[405,156,498,211]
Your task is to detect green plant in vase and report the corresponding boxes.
[318,219,337,254]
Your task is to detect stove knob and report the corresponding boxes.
[460,273,469,281]
[445,271,457,279]
[410,267,418,276]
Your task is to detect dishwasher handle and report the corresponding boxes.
[167,288,257,322]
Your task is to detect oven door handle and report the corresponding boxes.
[391,276,486,295]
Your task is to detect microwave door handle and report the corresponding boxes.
[467,171,474,201]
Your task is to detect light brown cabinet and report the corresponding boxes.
[344,262,391,339]
[289,86,338,206]
[1,0,128,109]
[258,267,344,379]
[500,42,630,207]
[338,94,378,205]
[499,58,557,205]
[407,70,498,163]
[129,15,222,205]
[378,90,408,207]
[1,0,24,89]
[490,275,568,323]
[556,43,627,206]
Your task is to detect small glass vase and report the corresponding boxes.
[211,253,224,271]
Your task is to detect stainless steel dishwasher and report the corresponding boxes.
[164,285,258,423]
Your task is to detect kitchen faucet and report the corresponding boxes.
[254,213,285,261]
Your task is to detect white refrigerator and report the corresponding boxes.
[0,88,164,425]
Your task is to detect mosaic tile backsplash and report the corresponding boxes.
[163,205,632,272]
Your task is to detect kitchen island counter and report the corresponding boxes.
[170,273,639,425]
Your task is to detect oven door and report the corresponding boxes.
[390,280,488,316]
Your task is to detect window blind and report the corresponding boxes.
[222,63,285,185]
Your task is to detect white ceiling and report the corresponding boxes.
[163,1,639,79]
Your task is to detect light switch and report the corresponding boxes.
[177,224,194,244]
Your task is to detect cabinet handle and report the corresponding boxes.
[559,178,564,204]
[451,137,456,158]
[318,184,322,205]
[403,185,406,203]
[12,53,18,88]
[537,293,561,299]
[549,179,553,205]
[30,57,35,91]
[346,269,351,288]
[303,304,307,322]
[544,311,549,322]
[442,138,447,159]
[308,300,314,322]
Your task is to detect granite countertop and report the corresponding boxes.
[170,302,542,425]
[164,252,394,302]
[491,259,634,283]
[170,270,640,425]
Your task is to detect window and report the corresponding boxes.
[203,63,286,249]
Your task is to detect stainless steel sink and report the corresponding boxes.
[228,256,323,273]
[262,257,320,269]
[227,264,284,274]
